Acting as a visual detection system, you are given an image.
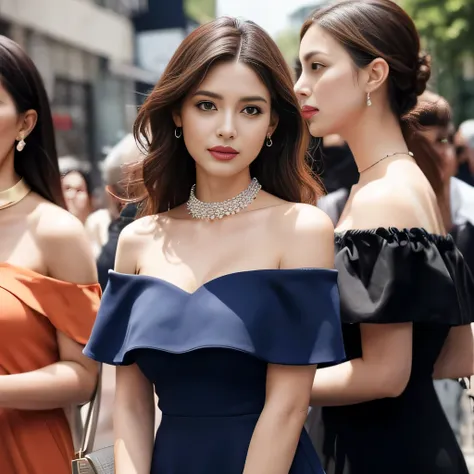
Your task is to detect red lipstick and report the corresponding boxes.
[208,146,239,161]
[301,105,319,119]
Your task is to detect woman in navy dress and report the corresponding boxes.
[295,1,474,473]
[84,17,345,474]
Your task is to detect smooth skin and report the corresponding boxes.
[294,24,474,407]
[112,59,335,474]
[0,79,99,409]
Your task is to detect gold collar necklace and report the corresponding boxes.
[0,178,31,210]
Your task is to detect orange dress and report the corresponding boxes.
[0,263,101,474]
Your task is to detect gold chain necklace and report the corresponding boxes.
[0,178,31,210]
[359,151,414,174]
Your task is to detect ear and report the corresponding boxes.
[17,109,38,140]
[267,110,279,136]
[172,109,182,128]
[364,57,389,94]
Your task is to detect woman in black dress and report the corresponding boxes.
[295,1,474,473]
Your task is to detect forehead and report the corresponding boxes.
[299,24,346,61]
[196,61,270,99]
[62,171,87,188]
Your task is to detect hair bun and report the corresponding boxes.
[415,53,431,95]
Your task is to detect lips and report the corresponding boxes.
[301,105,319,119]
[208,146,239,161]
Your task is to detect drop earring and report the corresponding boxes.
[16,135,26,152]
[265,135,273,147]
[174,127,182,139]
[366,92,372,107]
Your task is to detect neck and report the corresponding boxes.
[194,167,253,202]
[0,150,21,192]
[341,106,411,178]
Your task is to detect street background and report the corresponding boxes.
[1,0,473,468]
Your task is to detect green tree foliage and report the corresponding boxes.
[401,0,474,61]
[184,0,216,24]
[275,28,300,68]
[401,0,474,121]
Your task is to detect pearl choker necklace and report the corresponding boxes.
[187,178,262,220]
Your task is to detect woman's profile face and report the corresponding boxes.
[295,24,365,138]
[174,60,278,179]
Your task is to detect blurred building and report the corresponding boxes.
[0,0,156,185]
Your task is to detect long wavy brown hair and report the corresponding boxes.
[131,17,322,217]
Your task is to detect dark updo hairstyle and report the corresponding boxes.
[132,17,322,217]
[0,36,65,207]
[301,0,442,195]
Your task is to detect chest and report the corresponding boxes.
[138,221,280,292]
[0,215,43,269]
[0,288,57,372]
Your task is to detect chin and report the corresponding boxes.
[198,161,248,179]
[305,115,333,139]
[308,123,333,139]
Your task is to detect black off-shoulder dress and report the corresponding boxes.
[316,228,474,474]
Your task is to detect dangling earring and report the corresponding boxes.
[174,127,182,139]
[16,135,26,152]
[366,92,372,107]
[265,135,273,147]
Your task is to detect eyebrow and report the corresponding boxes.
[302,50,327,62]
[193,90,268,103]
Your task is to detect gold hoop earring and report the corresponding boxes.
[366,92,372,107]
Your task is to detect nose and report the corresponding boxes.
[216,111,237,140]
[294,75,311,99]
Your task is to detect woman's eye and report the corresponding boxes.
[311,62,324,71]
[243,106,261,116]
[197,101,216,111]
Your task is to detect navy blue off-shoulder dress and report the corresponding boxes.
[84,268,345,474]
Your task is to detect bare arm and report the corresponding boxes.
[112,221,155,474]
[433,324,474,379]
[310,192,433,407]
[0,209,98,409]
[243,365,316,474]
[243,205,333,474]
[115,365,155,474]
[311,323,412,406]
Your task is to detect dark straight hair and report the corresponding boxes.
[301,0,443,196]
[0,36,65,207]
[132,17,322,217]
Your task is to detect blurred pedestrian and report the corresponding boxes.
[60,165,94,224]
[295,1,474,473]
[414,91,474,447]
[84,16,344,474]
[86,134,143,265]
[455,120,474,186]
[0,36,100,474]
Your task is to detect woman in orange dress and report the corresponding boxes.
[0,36,100,473]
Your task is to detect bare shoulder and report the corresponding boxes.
[34,202,97,284]
[349,176,438,231]
[277,203,335,269]
[114,214,158,274]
